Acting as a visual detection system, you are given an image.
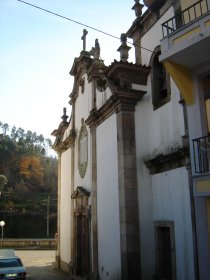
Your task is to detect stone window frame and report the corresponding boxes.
[79,77,85,94]
[154,220,176,280]
[96,78,107,92]
[150,46,171,110]
[78,119,88,178]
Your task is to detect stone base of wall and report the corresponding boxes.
[1,239,56,250]
[60,259,70,273]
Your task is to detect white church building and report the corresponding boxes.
[52,0,210,279]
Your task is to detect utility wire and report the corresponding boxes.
[16,0,155,54]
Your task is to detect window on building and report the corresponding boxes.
[154,221,176,280]
[150,46,171,110]
[79,78,85,94]
[203,75,210,132]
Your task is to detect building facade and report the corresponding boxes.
[52,0,210,279]
[159,0,210,279]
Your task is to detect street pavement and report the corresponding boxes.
[15,250,69,280]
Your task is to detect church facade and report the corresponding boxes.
[52,1,210,280]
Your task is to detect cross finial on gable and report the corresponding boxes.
[81,29,88,51]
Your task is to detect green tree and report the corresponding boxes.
[2,123,9,135]
[11,126,18,141]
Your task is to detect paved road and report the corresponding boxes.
[15,250,69,280]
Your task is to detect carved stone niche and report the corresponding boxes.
[78,119,88,179]
[71,186,90,212]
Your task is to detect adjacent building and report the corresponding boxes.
[52,0,210,279]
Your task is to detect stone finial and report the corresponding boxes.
[61,107,68,122]
[81,29,88,51]
[132,0,144,17]
[117,34,131,62]
[90,39,101,59]
[121,33,127,45]
[94,39,100,59]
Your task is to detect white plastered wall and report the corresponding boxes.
[74,74,92,193]
[141,7,174,66]
[96,114,121,280]
[75,74,92,124]
[59,73,93,266]
[96,86,112,109]
[60,148,72,265]
[134,6,195,280]
[152,168,195,280]
[135,81,195,280]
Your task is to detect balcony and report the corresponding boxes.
[162,0,209,38]
[159,0,210,68]
[193,135,210,174]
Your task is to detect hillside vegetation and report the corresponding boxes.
[0,122,57,238]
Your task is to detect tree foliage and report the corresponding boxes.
[0,121,57,193]
[20,156,44,186]
[0,122,57,238]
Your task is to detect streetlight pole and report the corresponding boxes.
[0,221,5,248]
[47,195,49,237]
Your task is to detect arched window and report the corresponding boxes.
[150,46,171,110]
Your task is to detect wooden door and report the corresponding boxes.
[76,214,89,276]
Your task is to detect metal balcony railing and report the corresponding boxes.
[193,135,210,173]
[162,0,209,38]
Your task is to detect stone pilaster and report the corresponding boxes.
[85,111,99,279]
[86,60,150,280]
[90,125,99,279]
[70,100,76,275]
[70,144,75,275]
[55,152,61,269]
[116,105,141,280]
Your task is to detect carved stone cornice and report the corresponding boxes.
[106,60,150,88]
[86,61,150,128]
[126,17,143,38]
[52,122,68,151]
[70,51,92,77]
[71,186,90,199]
[86,88,146,128]
[52,128,76,153]
[87,59,107,82]
[144,146,190,174]
[69,78,80,103]
[69,52,93,102]
[127,0,173,39]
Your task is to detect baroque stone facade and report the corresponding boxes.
[52,1,206,279]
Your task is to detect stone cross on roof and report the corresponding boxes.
[81,29,88,51]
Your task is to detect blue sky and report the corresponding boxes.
[0,0,144,140]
